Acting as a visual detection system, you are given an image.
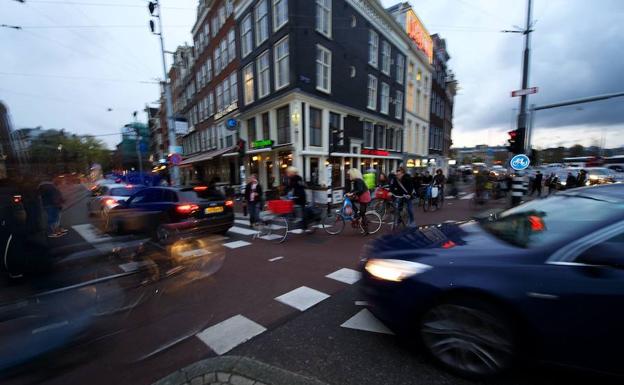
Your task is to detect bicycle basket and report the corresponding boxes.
[267,200,294,214]
[430,186,439,198]
[375,188,390,200]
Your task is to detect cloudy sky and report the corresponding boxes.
[2,0,623,150]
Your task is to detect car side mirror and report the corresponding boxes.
[577,243,624,269]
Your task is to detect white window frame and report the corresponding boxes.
[363,121,374,148]
[367,75,377,110]
[208,92,214,116]
[309,106,323,147]
[241,14,253,58]
[219,6,226,26]
[206,57,212,82]
[216,83,224,111]
[274,36,290,91]
[273,0,288,32]
[229,72,238,104]
[211,17,218,37]
[256,50,270,98]
[214,47,221,74]
[243,63,255,105]
[396,54,404,84]
[223,77,231,106]
[220,40,229,67]
[395,90,403,119]
[380,82,390,114]
[368,30,378,68]
[315,0,331,38]
[315,44,331,94]
[255,0,269,46]
[381,41,391,75]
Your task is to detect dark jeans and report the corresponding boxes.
[44,205,60,234]
[395,198,414,225]
[248,201,261,225]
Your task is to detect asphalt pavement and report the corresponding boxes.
[3,184,576,385]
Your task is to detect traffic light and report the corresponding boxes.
[237,139,246,158]
[507,129,525,154]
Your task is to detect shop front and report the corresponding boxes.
[244,138,293,199]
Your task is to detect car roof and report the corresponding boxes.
[560,184,624,203]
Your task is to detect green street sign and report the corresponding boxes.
[251,139,273,149]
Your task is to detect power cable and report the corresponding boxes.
[0,71,159,84]
[25,0,194,9]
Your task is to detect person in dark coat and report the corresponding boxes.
[38,181,67,237]
[565,172,577,189]
[577,169,587,187]
[530,171,543,197]
[390,167,415,226]
[422,171,433,185]
[346,168,372,234]
[285,167,307,229]
[244,174,263,226]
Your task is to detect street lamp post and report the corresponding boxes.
[148,1,179,186]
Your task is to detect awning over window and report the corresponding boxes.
[179,146,235,166]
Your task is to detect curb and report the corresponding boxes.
[153,356,330,385]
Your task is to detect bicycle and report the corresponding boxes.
[254,199,322,243]
[469,184,493,210]
[370,185,394,221]
[391,194,412,232]
[322,194,382,235]
[422,184,442,212]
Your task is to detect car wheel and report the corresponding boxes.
[156,225,171,245]
[420,299,516,378]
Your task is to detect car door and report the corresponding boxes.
[535,222,624,373]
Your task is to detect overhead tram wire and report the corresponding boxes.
[0,71,159,84]
[25,0,194,10]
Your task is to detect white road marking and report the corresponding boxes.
[460,193,475,200]
[195,314,266,355]
[228,226,258,236]
[289,229,304,234]
[118,260,155,272]
[223,240,251,249]
[234,213,248,220]
[275,286,330,311]
[340,309,394,335]
[234,219,251,226]
[268,256,284,262]
[72,224,112,243]
[259,234,282,241]
[325,268,361,285]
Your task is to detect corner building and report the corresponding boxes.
[235,0,410,197]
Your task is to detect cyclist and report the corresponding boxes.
[345,168,371,234]
[390,167,415,226]
[433,168,446,204]
[474,169,488,200]
[285,166,307,230]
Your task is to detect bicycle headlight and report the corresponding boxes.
[364,259,432,282]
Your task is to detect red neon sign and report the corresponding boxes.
[361,149,390,156]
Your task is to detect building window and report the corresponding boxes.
[375,125,385,149]
[273,0,288,32]
[274,36,290,90]
[206,59,212,82]
[329,112,342,146]
[247,117,257,144]
[367,75,377,110]
[276,105,291,144]
[226,0,234,16]
[216,83,224,111]
[220,40,229,66]
[316,45,331,93]
[227,29,236,61]
[262,112,270,140]
[386,128,394,150]
[316,0,331,38]
[211,17,218,37]
[416,89,421,114]
[208,92,214,116]
[226,134,233,147]
[363,121,373,148]
[407,81,415,113]
[417,69,422,82]
[219,6,226,26]
[381,41,391,75]
[349,66,356,78]
[243,63,255,105]
[204,23,210,46]
[241,14,253,57]
[380,82,390,114]
[350,15,357,28]
[395,90,403,119]
[257,50,270,98]
[230,72,238,104]
[368,30,378,67]
[223,77,231,106]
[255,0,268,46]
[396,54,404,84]
[214,47,221,74]
[309,107,322,147]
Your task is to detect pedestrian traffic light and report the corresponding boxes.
[507,129,525,154]
[237,139,246,158]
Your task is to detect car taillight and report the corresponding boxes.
[176,204,199,215]
[12,195,22,204]
[103,198,117,207]
[225,200,234,207]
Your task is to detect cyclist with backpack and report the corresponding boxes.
[390,167,415,226]
[345,168,371,235]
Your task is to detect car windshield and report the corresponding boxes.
[479,195,624,248]
[589,169,609,176]
[108,187,142,197]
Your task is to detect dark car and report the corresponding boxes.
[107,186,234,242]
[360,184,624,378]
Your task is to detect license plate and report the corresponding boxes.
[205,206,224,214]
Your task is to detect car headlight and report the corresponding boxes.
[364,259,432,282]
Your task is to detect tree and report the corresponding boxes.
[568,144,585,157]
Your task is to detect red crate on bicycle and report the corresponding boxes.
[375,187,391,200]
[267,199,294,214]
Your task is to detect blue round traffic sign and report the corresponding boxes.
[510,154,530,171]
[227,118,238,128]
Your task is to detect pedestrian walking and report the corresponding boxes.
[565,172,577,190]
[38,180,67,238]
[546,173,557,195]
[244,174,263,227]
[530,171,543,197]
[346,168,371,235]
[576,169,587,187]
[390,167,415,226]
[285,167,307,229]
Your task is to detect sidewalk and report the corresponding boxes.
[153,356,329,385]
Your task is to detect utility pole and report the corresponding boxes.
[132,111,144,183]
[148,1,179,186]
[517,0,533,153]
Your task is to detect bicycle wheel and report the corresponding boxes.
[391,208,408,232]
[423,197,431,212]
[269,216,288,243]
[362,211,383,234]
[322,212,345,235]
